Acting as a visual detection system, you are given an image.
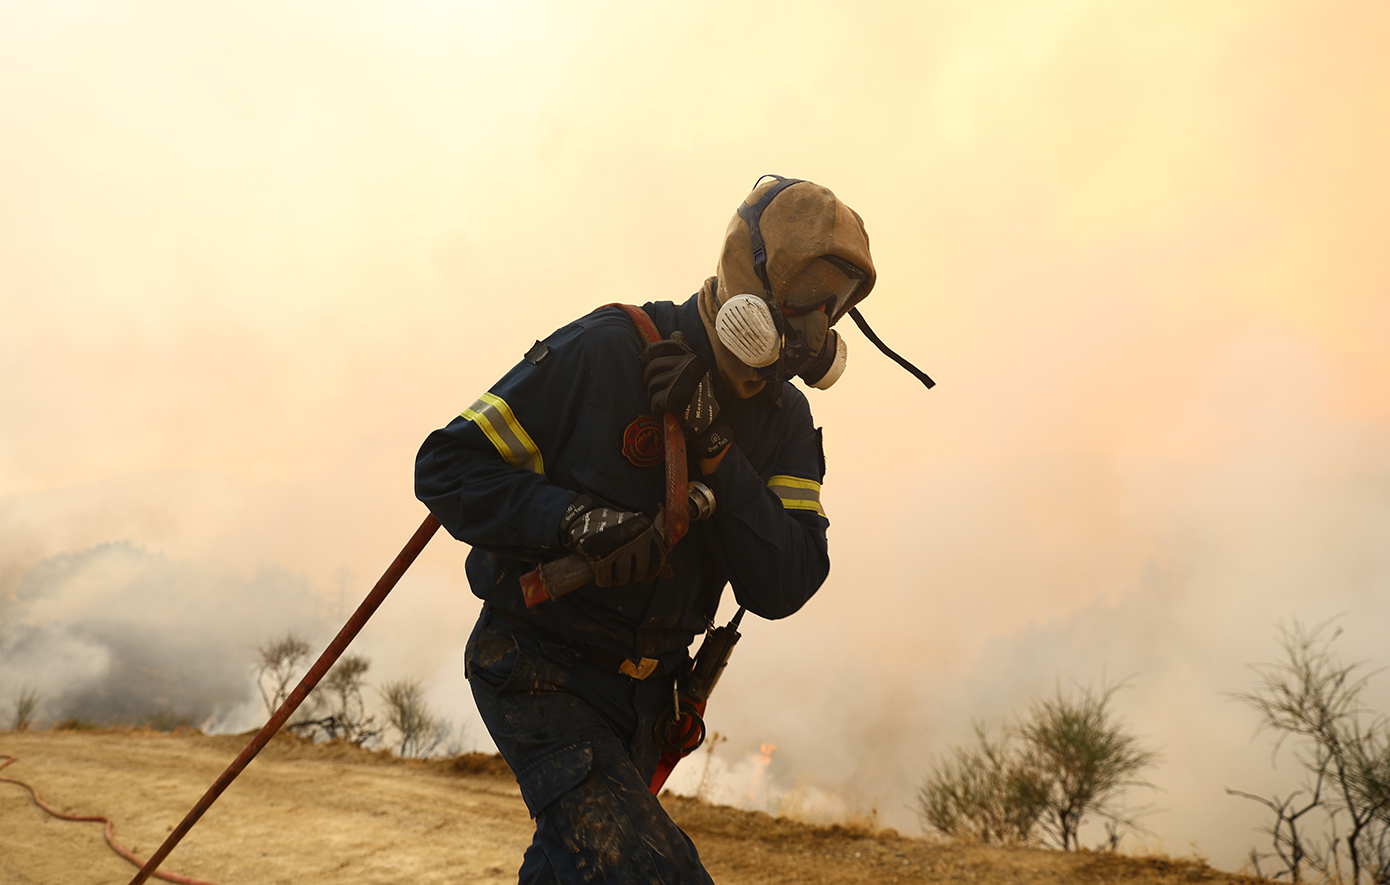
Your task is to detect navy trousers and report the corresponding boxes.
[465,612,715,884]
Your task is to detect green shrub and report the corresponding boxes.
[919,681,1157,851]
[918,723,1050,845]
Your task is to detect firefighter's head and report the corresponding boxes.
[699,176,876,399]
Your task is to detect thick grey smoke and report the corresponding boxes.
[0,541,328,729]
[3,1,1389,878]
[0,476,484,741]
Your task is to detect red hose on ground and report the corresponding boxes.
[0,754,218,885]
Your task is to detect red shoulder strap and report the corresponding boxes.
[603,303,690,548]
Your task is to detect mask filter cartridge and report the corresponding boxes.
[806,332,847,390]
[715,294,780,368]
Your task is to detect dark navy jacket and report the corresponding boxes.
[415,294,830,667]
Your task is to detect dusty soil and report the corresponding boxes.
[1,729,1265,885]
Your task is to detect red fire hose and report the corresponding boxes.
[0,753,218,884]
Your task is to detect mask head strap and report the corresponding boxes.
[736,174,805,297]
[734,175,806,398]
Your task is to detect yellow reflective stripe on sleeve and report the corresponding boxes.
[461,392,545,475]
[767,474,824,516]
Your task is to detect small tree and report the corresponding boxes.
[254,631,313,718]
[1020,682,1160,851]
[1229,620,1390,884]
[379,678,446,758]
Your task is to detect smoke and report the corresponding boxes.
[670,326,1390,867]
[0,518,484,742]
[0,541,325,729]
[3,0,1390,875]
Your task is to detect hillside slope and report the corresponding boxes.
[0,730,1264,885]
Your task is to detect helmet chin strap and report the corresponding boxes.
[848,307,936,389]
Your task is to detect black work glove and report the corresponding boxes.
[560,496,666,588]
[690,421,734,460]
[640,332,720,437]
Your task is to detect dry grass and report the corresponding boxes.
[1,727,1272,885]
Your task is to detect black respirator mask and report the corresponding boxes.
[714,175,936,392]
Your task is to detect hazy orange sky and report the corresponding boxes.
[3,0,1389,870]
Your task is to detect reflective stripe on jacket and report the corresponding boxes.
[415,294,829,663]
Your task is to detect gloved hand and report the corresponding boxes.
[640,332,720,437]
[560,496,666,587]
[690,422,734,461]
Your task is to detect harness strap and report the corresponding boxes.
[602,303,691,549]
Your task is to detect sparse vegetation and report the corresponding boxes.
[1021,682,1160,851]
[11,686,40,731]
[143,708,195,732]
[918,722,1050,846]
[254,631,313,718]
[293,654,384,748]
[54,718,99,731]
[918,681,1158,851]
[379,678,447,758]
[249,634,454,758]
[696,731,729,803]
[1228,620,1390,885]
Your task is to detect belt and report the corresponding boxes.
[485,606,663,681]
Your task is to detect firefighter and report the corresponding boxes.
[416,176,875,883]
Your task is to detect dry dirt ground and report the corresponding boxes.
[1,729,1266,885]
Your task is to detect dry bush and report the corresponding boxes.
[696,731,728,803]
[143,708,195,732]
[295,654,384,748]
[379,678,447,758]
[254,631,313,718]
[54,718,99,731]
[11,686,40,731]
